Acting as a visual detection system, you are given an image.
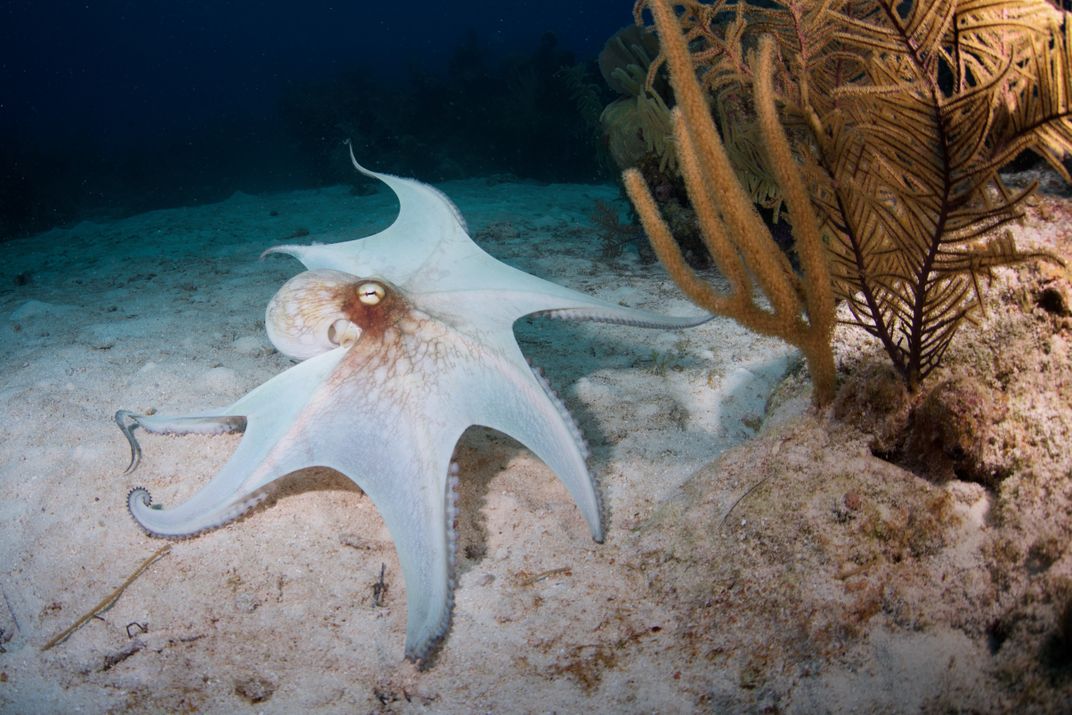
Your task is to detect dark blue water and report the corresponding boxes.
[1,1,638,236]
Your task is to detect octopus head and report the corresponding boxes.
[266,269,407,360]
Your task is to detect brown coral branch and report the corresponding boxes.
[627,0,838,405]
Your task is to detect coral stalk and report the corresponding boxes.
[625,0,837,404]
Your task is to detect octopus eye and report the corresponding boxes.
[357,282,386,305]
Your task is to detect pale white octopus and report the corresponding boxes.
[117,146,709,667]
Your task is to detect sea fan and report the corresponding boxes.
[637,0,1070,389]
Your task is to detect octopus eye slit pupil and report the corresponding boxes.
[357,282,386,306]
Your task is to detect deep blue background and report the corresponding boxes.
[2,1,627,146]
[0,1,639,235]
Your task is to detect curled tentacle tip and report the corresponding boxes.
[115,410,143,475]
[121,452,141,477]
[127,487,152,507]
[126,487,156,522]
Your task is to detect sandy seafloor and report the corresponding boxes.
[0,172,1069,713]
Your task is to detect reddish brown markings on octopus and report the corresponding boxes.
[338,280,409,340]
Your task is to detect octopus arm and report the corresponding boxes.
[122,347,349,537]
[306,391,463,667]
[453,337,603,543]
[326,330,603,662]
[122,337,466,666]
[313,329,603,663]
[263,149,713,330]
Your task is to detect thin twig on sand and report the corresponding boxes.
[41,544,172,651]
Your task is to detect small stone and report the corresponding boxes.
[905,376,1006,486]
[843,491,862,511]
[81,325,117,350]
[234,675,275,704]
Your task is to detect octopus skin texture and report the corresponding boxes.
[116,147,709,667]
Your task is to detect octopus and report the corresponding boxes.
[116,146,708,666]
